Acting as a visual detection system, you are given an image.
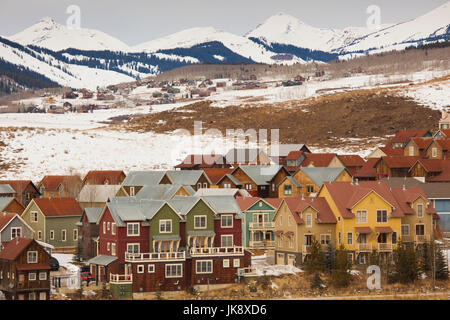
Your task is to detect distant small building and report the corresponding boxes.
[439,111,450,130]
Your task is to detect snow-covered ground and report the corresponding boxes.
[400,79,450,111]
[52,253,79,274]
[251,254,303,276]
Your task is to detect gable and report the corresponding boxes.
[351,190,393,211]
[247,199,275,212]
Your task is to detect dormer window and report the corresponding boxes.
[417,204,423,217]
[306,214,312,227]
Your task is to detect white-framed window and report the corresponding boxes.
[306,185,314,193]
[73,229,78,241]
[112,223,116,235]
[196,260,213,274]
[129,187,135,196]
[39,292,47,300]
[432,147,437,158]
[148,265,155,273]
[111,243,116,256]
[221,215,233,228]
[39,272,47,280]
[27,251,37,263]
[233,259,240,268]
[194,215,207,229]
[306,214,312,227]
[417,204,423,217]
[159,220,172,233]
[224,183,231,188]
[203,183,208,188]
[165,264,183,278]
[284,185,292,195]
[356,210,367,223]
[127,243,140,254]
[376,210,388,223]
[347,232,353,245]
[37,231,42,240]
[137,265,144,273]
[272,183,275,192]
[61,229,67,242]
[107,222,110,231]
[197,183,202,189]
[107,242,110,251]
[11,227,22,239]
[409,146,414,156]
[401,224,410,236]
[221,235,233,247]
[320,234,331,245]
[30,211,38,223]
[28,273,36,281]
[127,223,140,236]
[245,183,252,190]
[223,259,230,268]
[50,230,55,240]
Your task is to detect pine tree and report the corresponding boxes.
[392,242,419,284]
[369,249,380,266]
[310,272,323,289]
[418,241,433,273]
[323,242,336,274]
[305,239,323,274]
[434,245,449,280]
[331,244,352,287]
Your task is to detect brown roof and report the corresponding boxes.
[375,226,393,233]
[410,137,433,151]
[33,198,82,217]
[438,129,450,137]
[435,139,450,151]
[39,175,82,191]
[174,154,226,169]
[203,168,233,185]
[354,158,379,178]
[379,156,420,169]
[0,212,17,231]
[428,160,450,182]
[301,153,337,167]
[285,150,304,161]
[355,226,372,234]
[382,177,450,199]
[83,170,125,185]
[0,180,38,194]
[389,130,430,144]
[411,159,446,173]
[0,238,33,260]
[378,147,404,156]
[337,155,365,167]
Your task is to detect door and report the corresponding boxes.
[416,224,424,236]
[287,254,296,266]
[377,233,387,243]
[304,235,313,246]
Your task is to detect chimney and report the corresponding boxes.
[355,178,359,186]
[16,237,19,245]
[402,184,406,191]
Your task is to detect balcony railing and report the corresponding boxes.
[377,243,393,252]
[237,266,258,277]
[190,246,244,256]
[125,251,186,262]
[249,240,275,248]
[110,273,132,284]
[356,243,372,252]
[249,222,275,230]
[415,235,430,243]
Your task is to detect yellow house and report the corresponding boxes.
[318,180,407,264]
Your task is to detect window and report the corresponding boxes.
[272,183,275,192]
[338,232,341,244]
[61,229,67,242]
[107,242,110,251]
[37,231,42,240]
[203,183,208,188]
[127,223,140,236]
[129,187,135,196]
[29,292,36,300]
[111,243,116,256]
[31,211,38,223]
[112,223,116,235]
[401,224,410,236]
[356,210,367,223]
[347,232,353,245]
[245,183,252,190]
[39,292,46,300]
[347,253,353,264]
[103,222,106,234]
[376,210,388,223]
[196,260,213,274]
[224,183,231,188]
[392,232,397,244]
[127,243,140,254]
[306,214,312,227]
[28,273,36,281]
[137,265,144,273]
[284,185,292,195]
[50,230,55,240]
[409,146,414,156]
[223,259,230,268]
[166,264,183,278]
[278,235,282,247]
[320,234,331,245]
[289,237,293,248]
[417,204,423,217]
[148,265,155,273]
[107,222,110,231]
[11,227,22,239]
[221,215,233,228]
[233,259,240,268]
[432,147,437,158]
[221,235,233,247]
[194,216,207,229]
[306,185,314,193]
[39,272,47,280]
[73,229,78,241]
[27,251,37,263]
[159,220,172,233]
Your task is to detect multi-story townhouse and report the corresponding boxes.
[0,212,35,246]
[273,197,337,266]
[0,181,40,208]
[38,175,83,199]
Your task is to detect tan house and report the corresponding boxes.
[38,175,83,199]
[425,139,450,159]
[273,197,337,266]
[439,111,450,130]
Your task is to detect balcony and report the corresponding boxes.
[190,246,244,256]
[237,266,258,277]
[356,243,372,252]
[249,222,275,230]
[110,273,132,284]
[377,243,393,252]
[125,251,186,262]
[415,235,430,243]
[249,240,275,249]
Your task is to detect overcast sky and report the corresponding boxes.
[0,0,447,46]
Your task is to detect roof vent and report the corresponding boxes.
[402,184,406,191]
[355,178,359,186]
[301,194,305,201]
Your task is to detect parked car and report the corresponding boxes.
[50,257,59,271]
[80,272,95,284]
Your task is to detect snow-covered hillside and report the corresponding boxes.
[10,17,131,52]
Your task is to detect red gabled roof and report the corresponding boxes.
[285,150,304,161]
[39,175,82,191]
[33,198,82,217]
[388,130,429,144]
[337,155,365,168]
[427,160,450,182]
[203,168,233,185]
[354,158,379,178]
[438,129,450,137]
[301,153,337,167]
[0,212,16,231]
[410,137,433,151]
[83,170,125,185]
[0,238,33,261]
[435,139,450,151]
[0,180,38,194]
[390,187,434,214]
[411,159,445,173]
[380,156,420,169]
[281,197,336,224]
[235,197,282,211]
[378,147,404,156]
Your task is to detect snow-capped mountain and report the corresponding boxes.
[341,2,450,53]
[10,17,131,52]
[133,27,305,64]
